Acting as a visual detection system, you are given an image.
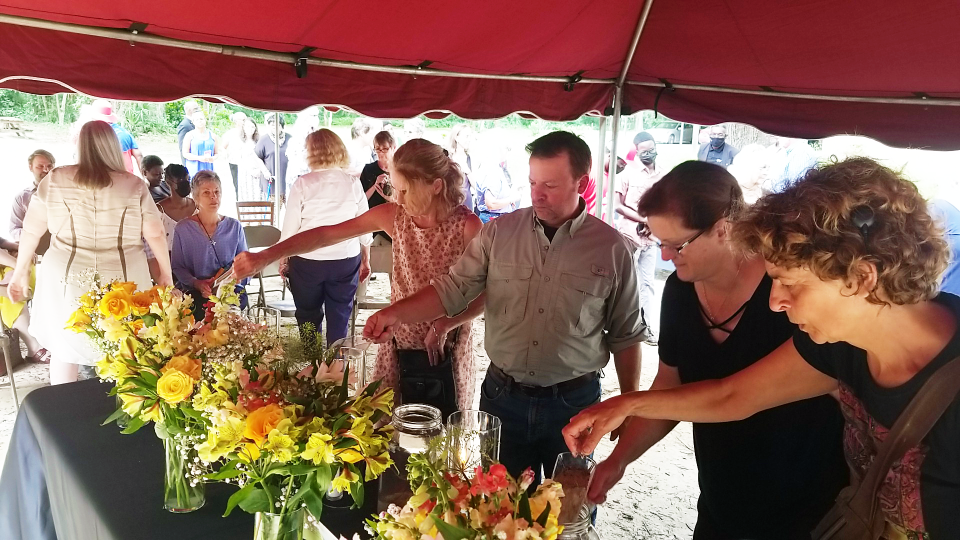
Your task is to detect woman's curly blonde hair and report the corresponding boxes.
[732,157,948,306]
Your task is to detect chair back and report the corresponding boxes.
[237,201,275,227]
[243,225,281,249]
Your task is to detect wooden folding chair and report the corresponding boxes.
[236,201,275,227]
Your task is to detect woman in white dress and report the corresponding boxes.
[8,120,172,384]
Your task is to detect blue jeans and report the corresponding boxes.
[287,255,360,346]
[478,370,601,485]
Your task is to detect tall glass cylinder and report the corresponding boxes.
[254,508,305,540]
[162,437,205,513]
[378,404,443,511]
[446,410,501,478]
[336,346,365,393]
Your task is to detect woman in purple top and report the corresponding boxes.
[171,170,248,317]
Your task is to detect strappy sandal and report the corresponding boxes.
[27,348,51,364]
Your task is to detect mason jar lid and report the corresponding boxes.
[392,404,443,433]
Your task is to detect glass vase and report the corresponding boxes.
[163,437,205,513]
[254,507,306,540]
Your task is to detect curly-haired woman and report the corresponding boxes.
[565,157,960,539]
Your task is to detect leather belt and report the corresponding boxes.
[487,363,597,398]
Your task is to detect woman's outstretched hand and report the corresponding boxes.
[562,395,634,456]
[231,251,266,281]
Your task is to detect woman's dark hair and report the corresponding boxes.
[525,131,592,179]
[637,160,744,229]
[164,164,189,181]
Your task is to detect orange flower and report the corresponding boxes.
[243,403,284,445]
[111,281,137,294]
[162,355,202,381]
[131,289,160,315]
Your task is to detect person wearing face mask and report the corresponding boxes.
[616,131,662,345]
[697,124,739,169]
[146,164,197,282]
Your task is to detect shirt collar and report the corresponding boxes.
[531,198,589,238]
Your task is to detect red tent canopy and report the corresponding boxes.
[2,0,960,148]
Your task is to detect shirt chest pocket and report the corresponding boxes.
[488,262,533,324]
[554,273,612,336]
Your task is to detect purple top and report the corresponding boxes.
[171,216,249,289]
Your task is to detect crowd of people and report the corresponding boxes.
[3,100,960,538]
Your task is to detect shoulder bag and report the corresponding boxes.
[811,355,960,540]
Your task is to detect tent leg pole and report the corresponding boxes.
[605,86,623,226]
[594,117,608,218]
[274,112,281,226]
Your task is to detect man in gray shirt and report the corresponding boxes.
[364,131,646,483]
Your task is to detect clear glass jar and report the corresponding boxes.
[557,505,600,540]
[377,404,443,511]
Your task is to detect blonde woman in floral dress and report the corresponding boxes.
[232,139,484,410]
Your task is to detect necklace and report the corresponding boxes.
[697,257,747,334]
[196,215,221,246]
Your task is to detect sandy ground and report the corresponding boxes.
[0,125,700,538]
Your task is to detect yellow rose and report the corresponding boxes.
[65,308,92,332]
[156,369,194,405]
[99,289,133,319]
[243,403,284,445]
[111,281,137,294]
[162,355,202,381]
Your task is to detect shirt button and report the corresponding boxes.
[545,277,551,282]
[529,371,535,376]
[538,308,544,314]
[533,341,539,346]
[544,246,549,251]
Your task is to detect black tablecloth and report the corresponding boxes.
[0,379,376,540]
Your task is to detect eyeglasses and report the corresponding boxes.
[656,228,708,255]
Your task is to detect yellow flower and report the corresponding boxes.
[99,289,133,319]
[162,355,202,381]
[111,281,137,294]
[331,466,359,493]
[243,403,284,445]
[335,447,365,464]
[79,291,97,313]
[300,432,335,465]
[118,391,145,416]
[156,369,194,404]
[264,431,296,463]
[363,450,393,481]
[238,442,261,463]
[192,383,228,412]
[140,401,161,423]
[65,309,92,332]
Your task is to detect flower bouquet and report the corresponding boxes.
[194,290,396,540]
[366,440,565,540]
[69,275,211,512]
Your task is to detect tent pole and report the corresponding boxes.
[618,0,656,87]
[594,116,607,218]
[605,86,623,226]
[274,112,281,225]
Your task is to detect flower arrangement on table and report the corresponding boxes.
[367,440,566,540]
[186,286,395,539]
[67,274,212,511]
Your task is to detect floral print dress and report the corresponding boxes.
[372,205,476,411]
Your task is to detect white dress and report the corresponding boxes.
[26,166,161,365]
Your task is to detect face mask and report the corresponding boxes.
[639,150,657,165]
[175,179,192,198]
[710,137,725,149]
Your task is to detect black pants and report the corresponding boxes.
[287,255,360,347]
[229,163,239,194]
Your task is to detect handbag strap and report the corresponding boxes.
[849,354,960,516]
[393,324,462,351]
